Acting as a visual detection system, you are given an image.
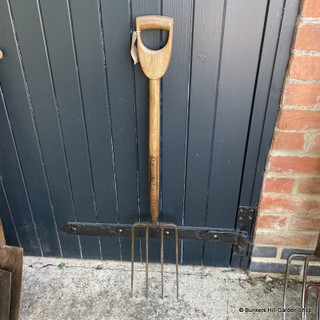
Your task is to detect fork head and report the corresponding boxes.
[131,222,179,299]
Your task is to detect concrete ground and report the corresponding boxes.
[20,256,315,320]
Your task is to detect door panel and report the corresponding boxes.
[0,0,299,266]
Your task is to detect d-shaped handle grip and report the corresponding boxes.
[136,15,173,32]
[136,15,174,80]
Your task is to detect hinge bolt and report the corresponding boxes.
[117,228,123,234]
[213,234,218,240]
[70,226,77,233]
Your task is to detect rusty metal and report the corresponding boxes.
[160,226,164,299]
[283,253,313,320]
[145,225,149,298]
[131,222,178,299]
[304,284,320,320]
[283,233,320,320]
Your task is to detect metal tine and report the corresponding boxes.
[131,224,135,297]
[283,253,314,320]
[174,224,179,300]
[318,289,320,320]
[304,285,311,320]
[131,222,179,299]
[160,224,178,299]
[301,256,320,320]
[131,222,147,298]
[161,226,164,299]
[301,257,310,320]
[304,284,320,320]
[283,253,304,320]
[165,223,179,299]
[161,223,179,299]
[304,284,315,320]
[146,225,149,299]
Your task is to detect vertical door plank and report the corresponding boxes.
[68,0,119,259]
[203,243,231,266]
[236,0,299,268]
[183,0,225,265]
[0,0,61,256]
[239,0,285,206]
[9,0,81,258]
[162,0,193,263]
[0,178,20,247]
[0,95,40,255]
[250,0,300,206]
[162,0,193,223]
[39,0,100,258]
[0,0,300,265]
[205,0,268,264]
[100,0,139,260]
[206,0,267,227]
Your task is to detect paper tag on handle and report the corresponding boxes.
[130,31,139,65]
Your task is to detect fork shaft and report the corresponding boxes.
[149,79,160,225]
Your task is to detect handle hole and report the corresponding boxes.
[140,30,168,50]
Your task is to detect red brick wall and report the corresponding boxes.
[251,0,320,275]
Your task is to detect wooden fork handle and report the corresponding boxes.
[136,15,174,80]
[149,79,160,225]
[135,15,174,225]
[136,15,173,32]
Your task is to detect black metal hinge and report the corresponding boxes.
[61,207,255,256]
[236,206,255,234]
[62,222,250,254]
[232,206,256,257]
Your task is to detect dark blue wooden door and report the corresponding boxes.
[0,0,299,266]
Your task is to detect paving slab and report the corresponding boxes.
[20,256,315,320]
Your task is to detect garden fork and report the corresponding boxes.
[130,15,178,299]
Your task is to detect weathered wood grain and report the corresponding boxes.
[0,219,23,320]
[0,269,11,320]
